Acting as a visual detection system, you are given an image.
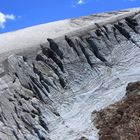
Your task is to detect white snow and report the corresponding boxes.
[0,8,139,62]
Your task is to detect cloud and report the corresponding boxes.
[72,0,85,7]
[0,12,15,29]
[77,0,85,5]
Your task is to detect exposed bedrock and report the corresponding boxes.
[0,10,140,140]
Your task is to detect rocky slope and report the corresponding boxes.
[0,8,140,140]
[93,81,140,140]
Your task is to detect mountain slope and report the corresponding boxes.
[93,81,140,140]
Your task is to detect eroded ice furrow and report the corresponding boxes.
[48,46,140,140]
[48,37,140,140]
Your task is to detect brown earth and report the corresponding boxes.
[79,136,89,140]
[93,81,140,140]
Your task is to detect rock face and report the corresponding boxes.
[0,8,140,140]
[93,81,140,140]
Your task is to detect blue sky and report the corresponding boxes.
[0,0,140,33]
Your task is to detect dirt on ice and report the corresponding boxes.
[94,81,140,140]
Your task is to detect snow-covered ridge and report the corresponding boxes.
[0,8,139,61]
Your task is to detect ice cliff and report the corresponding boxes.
[0,8,140,140]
